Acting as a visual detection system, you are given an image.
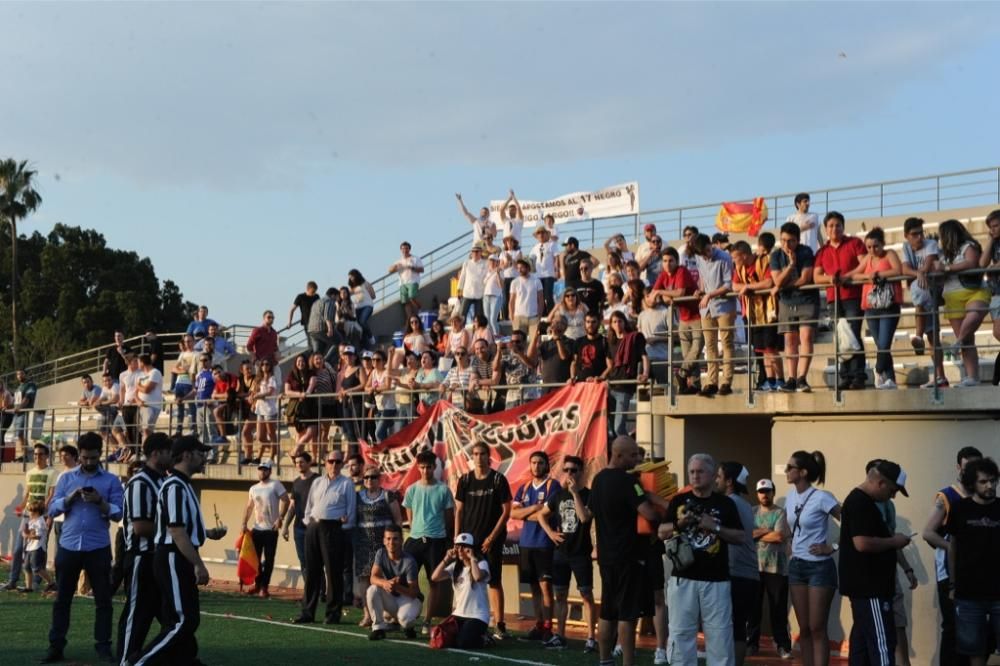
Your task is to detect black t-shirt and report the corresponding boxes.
[607,333,648,381]
[293,292,320,327]
[291,472,319,527]
[563,250,593,289]
[575,279,606,316]
[664,490,741,582]
[946,497,1000,600]
[146,337,164,373]
[546,487,592,557]
[539,337,574,384]
[105,344,132,379]
[839,487,895,599]
[588,467,645,565]
[574,336,609,381]
[455,469,512,544]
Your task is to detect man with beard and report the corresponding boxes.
[241,459,289,598]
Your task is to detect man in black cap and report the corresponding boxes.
[838,459,912,666]
[127,436,227,666]
[558,237,593,291]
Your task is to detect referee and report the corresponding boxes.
[117,433,172,662]
[128,436,226,666]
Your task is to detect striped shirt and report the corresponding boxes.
[155,470,206,548]
[122,466,163,553]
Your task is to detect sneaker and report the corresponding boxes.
[542,634,568,649]
[957,377,980,388]
[768,379,781,391]
[698,384,718,397]
[878,378,897,390]
[368,629,386,641]
[491,624,509,641]
[43,582,57,593]
[526,623,547,640]
[654,647,668,664]
[583,637,598,653]
[756,381,771,393]
[403,626,416,640]
[40,647,65,663]
[16,586,31,593]
[679,384,699,396]
[837,378,853,391]
[612,644,623,657]
[778,646,794,660]
[483,635,496,648]
[779,379,796,393]
[921,376,949,388]
[718,383,732,396]
[420,624,430,636]
[746,645,759,657]
[796,377,811,393]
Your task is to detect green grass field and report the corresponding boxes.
[0,582,682,666]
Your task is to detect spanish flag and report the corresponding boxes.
[715,198,768,236]
[235,529,259,588]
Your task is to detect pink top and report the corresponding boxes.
[861,254,903,309]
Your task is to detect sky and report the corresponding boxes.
[3,1,1000,328]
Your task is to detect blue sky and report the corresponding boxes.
[4,1,1000,327]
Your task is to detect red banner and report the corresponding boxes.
[360,382,609,500]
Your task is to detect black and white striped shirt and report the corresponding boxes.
[122,466,163,553]
[155,470,206,548]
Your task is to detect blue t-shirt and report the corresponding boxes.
[403,481,454,540]
[194,369,215,400]
[515,478,562,549]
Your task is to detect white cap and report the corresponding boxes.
[756,479,775,492]
[258,459,274,470]
[454,532,475,547]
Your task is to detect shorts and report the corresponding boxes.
[991,295,1000,320]
[403,536,448,578]
[400,283,419,303]
[750,324,783,353]
[12,413,29,441]
[730,577,760,642]
[598,559,643,623]
[139,406,161,429]
[942,288,991,319]
[518,546,553,584]
[788,557,837,589]
[482,536,505,589]
[551,551,593,593]
[25,549,46,573]
[955,598,1000,656]
[778,301,819,334]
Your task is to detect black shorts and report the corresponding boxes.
[552,551,593,593]
[482,536,505,589]
[750,324,783,353]
[730,576,760,642]
[639,540,665,616]
[403,536,448,578]
[518,546,554,584]
[598,560,643,623]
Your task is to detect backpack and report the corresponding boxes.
[429,615,459,649]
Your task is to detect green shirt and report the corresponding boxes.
[753,504,789,575]
[403,481,454,540]
[25,466,57,504]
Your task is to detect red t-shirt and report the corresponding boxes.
[652,267,699,322]
[815,236,866,301]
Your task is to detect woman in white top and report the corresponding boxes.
[365,350,398,442]
[784,450,841,666]
[499,236,523,319]
[482,255,504,335]
[446,316,472,359]
[250,360,279,457]
[349,269,377,346]
[550,289,588,340]
[600,251,626,294]
[431,533,491,649]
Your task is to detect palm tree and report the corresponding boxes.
[0,159,42,368]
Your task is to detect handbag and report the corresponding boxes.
[664,535,695,572]
[866,277,894,310]
[429,615,459,649]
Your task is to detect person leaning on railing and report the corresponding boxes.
[980,209,1000,385]
[732,239,784,392]
[606,309,649,439]
[899,217,947,388]
[770,222,819,393]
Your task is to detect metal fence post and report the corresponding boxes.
[745,311,754,407]
[833,287,842,404]
[936,176,941,211]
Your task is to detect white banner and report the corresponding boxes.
[489,181,639,226]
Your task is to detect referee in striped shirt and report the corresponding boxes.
[117,433,172,662]
[127,436,226,666]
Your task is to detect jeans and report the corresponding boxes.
[502,278,514,318]
[540,277,556,313]
[937,578,970,666]
[832,298,867,383]
[375,409,398,442]
[956,597,1000,656]
[251,529,279,589]
[49,546,113,653]
[702,311,735,386]
[667,577,734,666]
[356,305,374,344]
[172,390,196,435]
[460,298,484,323]
[609,388,634,437]
[483,295,500,334]
[865,304,900,381]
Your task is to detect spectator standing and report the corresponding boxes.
[785,450,841,666]
[550,289,588,340]
[19,500,54,592]
[455,193,496,245]
[282,453,320,589]
[388,241,425,320]
[604,232,635,264]
[403,450,455,633]
[935,219,989,387]
[900,217,947,386]
[748,478,792,659]
[528,315,574,393]
[454,441,513,640]
[118,355,142,446]
[43,432,124,664]
[11,368,37,462]
[492,330,536,409]
[634,225,659,281]
[499,189,525,245]
[306,288,338,359]
[2,442,56,590]
[366,524,423,640]
[414,350,444,411]
[136,354,163,442]
[431,533,494,649]
[637,293,671,384]
[251,359,279,455]
[649,246,702,394]
[732,239,783,391]
[458,242,489,322]
[571,313,611,383]
[294,450,356,625]
[560,237,594,290]
[575,259,607,316]
[171,335,197,436]
[814,212,868,391]
[590,436,668,666]
[980,210,1000,384]
[499,236,523,319]
[103,331,132,382]
[483,255,504,334]
[947,457,1000,666]
[143,330,164,374]
[692,234,737,396]
[605,310,649,438]
[537,455,597,652]
[838,460,912,665]
[0,379,13,454]
[529,225,559,313]
[336,347,367,443]
[354,466,403,627]
[289,281,320,332]
[771,222,819,392]
[921,445,982,666]
[678,225,701,283]
[186,305,218,339]
[718,462,761,665]
[246,310,279,367]
[788,193,821,253]
[241,460,289,598]
[509,257,545,336]
[511,452,561,642]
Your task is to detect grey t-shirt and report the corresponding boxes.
[373,547,419,587]
[728,493,760,581]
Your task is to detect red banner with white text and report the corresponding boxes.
[360,382,609,501]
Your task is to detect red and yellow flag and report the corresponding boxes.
[716,198,768,236]
[235,529,259,588]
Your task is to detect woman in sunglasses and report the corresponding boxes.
[784,450,841,666]
[549,289,588,341]
[354,465,402,627]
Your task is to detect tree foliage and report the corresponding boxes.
[0,223,196,369]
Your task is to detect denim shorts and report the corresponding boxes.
[955,598,1000,656]
[788,556,837,588]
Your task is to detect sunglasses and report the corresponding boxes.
[455,352,467,357]
[363,475,380,480]
[562,467,579,474]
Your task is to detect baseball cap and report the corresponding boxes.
[874,460,909,497]
[361,350,374,360]
[258,459,274,470]
[171,435,211,458]
[341,345,356,355]
[454,533,475,547]
[562,236,579,247]
[756,479,775,492]
[644,223,657,232]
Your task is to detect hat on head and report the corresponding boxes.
[171,435,211,458]
[756,478,775,492]
[258,459,274,470]
[533,224,549,237]
[644,223,656,232]
[874,460,909,497]
[454,533,475,547]
[342,345,356,355]
[471,241,485,252]
[361,350,374,359]
[562,236,579,247]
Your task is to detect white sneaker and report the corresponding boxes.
[654,647,668,664]
[874,372,885,389]
[612,644,623,657]
[878,378,897,390]
[957,377,980,388]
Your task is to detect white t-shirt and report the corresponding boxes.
[254,376,279,417]
[484,269,504,298]
[98,383,120,406]
[119,369,142,403]
[785,486,839,561]
[529,241,557,279]
[352,283,374,310]
[391,255,424,286]
[459,259,489,299]
[25,516,47,552]
[901,238,940,269]
[447,559,491,624]
[138,368,163,406]
[787,212,820,253]
[509,276,543,318]
[249,479,288,530]
[500,249,522,279]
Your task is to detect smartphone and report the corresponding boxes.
[81,486,95,493]
[537,320,549,335]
